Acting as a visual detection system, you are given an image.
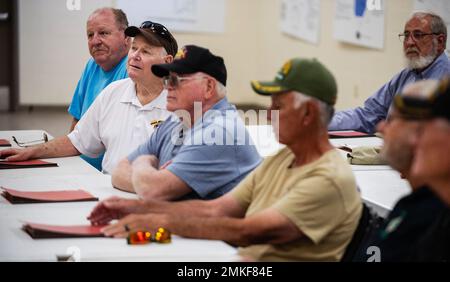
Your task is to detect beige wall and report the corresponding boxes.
[19,0,415,111]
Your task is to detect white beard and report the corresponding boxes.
[404,41,438,70]
[406,53,436,70]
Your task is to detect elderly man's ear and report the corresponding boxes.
[302,101,319,126]
[201,77,216,100]
[164,55,174,64]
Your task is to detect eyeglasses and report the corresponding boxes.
[12,133,48,147]
[398,31,441,42]
[162,74,207,89]
[140,21,174,42]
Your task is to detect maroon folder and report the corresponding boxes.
[23,223,107,239]
[1,187,98,204]
[0,139,11,147]
[0,159,58,169]
[328,131,374,138]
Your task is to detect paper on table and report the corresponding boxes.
[0,159,58,169]
[0,139,11,147]
[22,223,107,239]
[1,187,98,204]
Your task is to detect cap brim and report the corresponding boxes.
[152,62,196,78]
[251,80,289,95]
[124,26,141,37]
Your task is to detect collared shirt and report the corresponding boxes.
[128,98,262,200]
[329,52,450,133]
[68,56,128,170]
[68,78,173,174]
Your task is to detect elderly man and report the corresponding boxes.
[88,58,362,262]
[111,45,261,201]
[0,21,178,174]
[329,11,450,134]
[69,7,131,170]
[356,79,450,261]
[411,80,450,207]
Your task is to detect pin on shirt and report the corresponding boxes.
[150,119,164,129]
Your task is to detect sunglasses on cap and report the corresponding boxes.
[140,21,174,43]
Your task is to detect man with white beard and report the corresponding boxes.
[329,11,450,134]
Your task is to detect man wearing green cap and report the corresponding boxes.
[87,58,362,262]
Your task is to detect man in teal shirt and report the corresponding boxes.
[68,7,131,170]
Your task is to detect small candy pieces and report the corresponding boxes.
[154,227,171,243]
[127,231,151,245]
[127,227,171,245]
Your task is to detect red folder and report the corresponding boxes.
[22,223,107,239]
[0,139,11,147]
[0,159,58,169]
[1,187,98,204]
[328,131,373,138]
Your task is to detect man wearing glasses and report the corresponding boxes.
[329,11,450,134]
[111,45,261,201]
[68,8,131,170]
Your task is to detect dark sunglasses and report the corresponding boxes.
[140,21,174,42]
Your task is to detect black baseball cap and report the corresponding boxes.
[151,45,227,86]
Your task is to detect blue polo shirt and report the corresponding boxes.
[68,56,128,170]
[128,98,262,200]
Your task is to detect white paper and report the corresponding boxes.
[333,0,385,50]
[280,0,320,44]
[116,0,225,34]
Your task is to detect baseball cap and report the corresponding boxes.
[251,58,337,105]
[151,45,227,86]
[393,77,450,121]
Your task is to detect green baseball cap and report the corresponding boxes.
[251,58,337,105]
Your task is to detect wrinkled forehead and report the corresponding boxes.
[87,10,117,28]
[404,16,431,31]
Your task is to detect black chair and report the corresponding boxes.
[341,203,384,262]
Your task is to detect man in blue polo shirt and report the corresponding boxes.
[68,7,131,170]
[111,45,261,201]
[329,12,450,133]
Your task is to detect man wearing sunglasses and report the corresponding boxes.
[0,21,178,175]
[329,11,450,134]
[67,8,131,171]
[111,45,261,201]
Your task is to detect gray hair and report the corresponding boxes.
[90,7,129,31]
[293,92,335,127]
[412,11,447,48]
[215,81,227,98]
